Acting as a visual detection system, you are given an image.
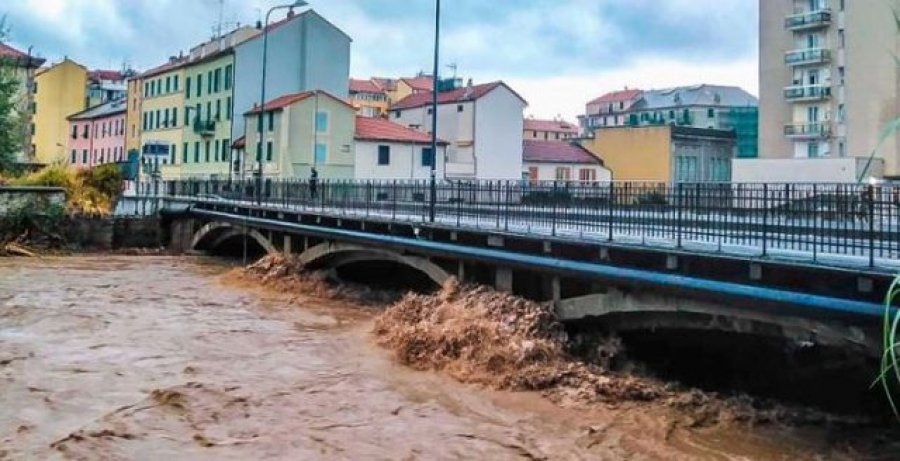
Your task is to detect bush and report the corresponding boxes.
[9,164,122,215]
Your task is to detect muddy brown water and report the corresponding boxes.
[0,256,888,460]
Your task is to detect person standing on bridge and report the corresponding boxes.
[309,167,319,200]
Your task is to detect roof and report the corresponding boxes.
[524,118,579,134]
[523,140,603,165]
[371,77,397,91]
[633,84,758,110]
[391,81,527,110]
[89,69,125,82]
[245,90,354,115]
[400,76,434,92]
[587,89,643,105]
[0,43,45,68]
[349,78,384,94]
[68,98,127,121]
[354,116,447,145]
[140,56,191,79]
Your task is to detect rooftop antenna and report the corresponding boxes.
[216,0,225,38]
[446,63,458,79]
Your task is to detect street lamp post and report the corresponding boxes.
[257,0,308,205]
[429,0,441,222]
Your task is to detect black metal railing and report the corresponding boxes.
[150,179,900,268]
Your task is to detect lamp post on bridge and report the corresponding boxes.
[256,0,309,205]
[428,0,441,223]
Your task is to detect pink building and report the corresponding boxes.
[66,98,127,168]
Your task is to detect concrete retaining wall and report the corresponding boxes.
[0,186,66,215]
[64,217,161,250]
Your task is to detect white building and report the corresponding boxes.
[523,140,611,182]
[354,116,448,180]
[390,80,528,180]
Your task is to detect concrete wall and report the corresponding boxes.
[354,140,447,180]
[0,187,66,215]
[580,126,672,182]
[732,157,885,183]
[232,10,351,149]
[394,101,476,176]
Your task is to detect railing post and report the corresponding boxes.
[504,180,511,232]
[812,183,818,263]
[676,182,683,249]
[392,180,397,221]
[607,181,614,241]
[762,183,768,257]
[869,185,876,268]
[551,181,558,237]
[456,181,462,227]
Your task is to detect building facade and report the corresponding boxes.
[32,58,88,165]
[137,58,187,177]
[0,43,45,164]
[232,9,352,164]
[758,0,900,178]
[87,70,129,107]
[125,77,143,157]
[580,125,736,182]
[66,98,126,168]
[523,140,610,182]
[354,116,448,180]
[578,89,643,133]
[243,90,355,179]
[390,81,528,180]
[523,118,579,141]
[349,78,389,118]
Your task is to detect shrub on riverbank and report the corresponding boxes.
[10,164,122,215]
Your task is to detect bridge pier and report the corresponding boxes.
[283,235,293,256]
[168,218,195,254]
[495,267,513,293]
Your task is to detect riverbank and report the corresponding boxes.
[2,255,898,459]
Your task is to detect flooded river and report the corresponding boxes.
[0,256,891,460]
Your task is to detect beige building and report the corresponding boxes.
[757,0,900,179]
[523,118,579,141]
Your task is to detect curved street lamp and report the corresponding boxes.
[257,0,309,205]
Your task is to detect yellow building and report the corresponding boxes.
[580,125,736,182]
[125,77,142,157]
[349,78,389,117]
[243,90,356,179]
[138,58,187,178]
[387,75,432,104]
[33,58,88,165]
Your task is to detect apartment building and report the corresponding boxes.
[755,0,900,180]
[349,78,390,117]
[137,57,188,177]
[0,43,45,164]
[390,80,528,180]
[33,58,89,165]
[87,70,129,107]
[523,118,579,141]
[66,98,126,168]
[578,89,642,133]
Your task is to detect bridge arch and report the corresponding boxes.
[190,221,278,255]
[299,242,451,287]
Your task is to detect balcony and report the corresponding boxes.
[193,119,216,137]
[784,48,831,66]
[783,84,832,102]
[785,9,832,30]
[784,122,832,139]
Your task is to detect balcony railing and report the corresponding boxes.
[784,84,832,101]
[785,9,832,30]
[784,122,832,138]
[193,119,216,136]
[785,48,831,66]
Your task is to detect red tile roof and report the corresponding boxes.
[354,116,447,145]
[523,140,603,165]
[524,118,579,134]
[391,81,527,110]
[245,90,354,115]
[401,76,434,92]
[587,89,643,105]
[350,78,384,94]
[89,69,125,81]
[371,77,397,91]
[0,43,44,67]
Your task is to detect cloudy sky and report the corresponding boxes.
[2,0,759,120]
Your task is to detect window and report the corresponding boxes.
[155,109,161,129]
[426,108,433,115]
[268,112,275,131]
[315,111,328,133]
[839,140,846,157]
[457,104,464,112]
[808,142,820,158]
[837,104,846,123]
[206,102,211,121]
[70,150,76,164]
[71,125,77,139]
[256,142,262,162]
[224,65,233,90]
[194,141,200,163]
[555,167,571,181]
[528,167,538,184]
[393,110,401,118]
[266,141,273,162]
[82,150,88,164]
[185,76,192,98]
[579,169,596,182]
[214,140,220,162]
[182,142,188,164]
[226,97,232,120]
[707,108,715,119]
[144,82,149,97]
[421,147,434,167]
[170,144,176,164]
[205,141,211,162]
[214,68,221,93]
[196,74,202,98]
[222,138,229,162]
[207,70,213,94]
[314,144,327,164]
[215,100,221,120]
[165,76,171,93]
[172,107,178,127]
[174,75,179,92]
[377,145,390,165]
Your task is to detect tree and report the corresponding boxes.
[0,16,23,173]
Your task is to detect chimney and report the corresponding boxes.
[256,20,263,29]
[463,78,474,97]
[287,7,295,18]
[169,55,178,63]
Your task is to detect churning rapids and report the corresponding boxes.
[0,256,896,460]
